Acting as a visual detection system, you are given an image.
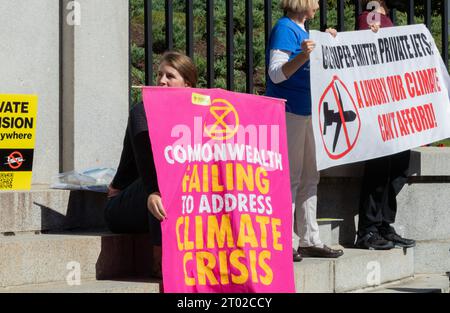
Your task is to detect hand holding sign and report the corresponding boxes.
[148,192,167,221]
[310,25,450,170]
[301,39,316,57]
[143,87,294,293]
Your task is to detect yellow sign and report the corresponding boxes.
[204,99,240,140]
[192,93,211,106]
[0,94,38,190]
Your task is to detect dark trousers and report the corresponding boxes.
[104,179,162,245]
[357,150,410,236]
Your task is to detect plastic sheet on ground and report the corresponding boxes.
[50,168,116,193]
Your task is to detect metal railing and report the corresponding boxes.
[140,0,449,93]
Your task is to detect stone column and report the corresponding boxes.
[0,0,60,184]
[61,0,129,173]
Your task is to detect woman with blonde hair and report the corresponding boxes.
[105,51,198,277]
[266,0,343,261]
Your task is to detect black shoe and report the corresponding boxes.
[355,232,395,250]
[382,232,416,248]
[293,249,303,262]
[298,245,344,258]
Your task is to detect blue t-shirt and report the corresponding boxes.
[266,16,311,116]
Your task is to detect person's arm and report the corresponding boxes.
[281,40,315,79]
[109,119,138,198]
[129,103,167,220]
[268,49,291,84]
[131,131,167,221]
[131,131,160,196]
[268,25,311,80]
[271,28,336,81]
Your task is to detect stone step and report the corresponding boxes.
[0,279,161,293]
[295,247,415,293]
[317,178,360,246]
[317,148,450,246]
[317,174,450,275]
[0,233,154,288]
[0,233,414,293]
[366,275,450,293]
[414,240,450,274]
[395,183,450,242]
[0,187,107,234]
[1,248,414,293]
[317,219,343,247]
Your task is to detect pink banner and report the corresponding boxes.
[143,87,295,293]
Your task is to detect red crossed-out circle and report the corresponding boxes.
[318,76,361,160]
[8,151,24,170]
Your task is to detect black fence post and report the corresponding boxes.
[207,0,214,88]
[442,0,449,68]
[246,0,254,94]
[144,0,153,86]
[407,0,415,25]
[320,0,327,31]
[226,0,234,91]
[337,0,345,31]
[186,0,194,58]
[424,0,432,29]
[354,0,362,30]
[390,8,397,25]
[264,0,272,51]
[165,0,173,51]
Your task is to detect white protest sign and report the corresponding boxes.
[310,24,450,171]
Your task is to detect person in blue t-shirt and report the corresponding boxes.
[266,0,343,261]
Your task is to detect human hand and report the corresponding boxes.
[325,28,338,38]
[370,23,380,33]
[107,185,121,198]
[147,192,167,221]
[301,39,316,57]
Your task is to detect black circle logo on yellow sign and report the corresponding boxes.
[0,149,33,172]
[204,99,240,140]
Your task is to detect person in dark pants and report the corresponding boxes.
[104,51,198,277]
[355,0,416,250]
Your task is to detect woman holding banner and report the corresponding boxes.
[104,51,198,277]
[354,0,416,250]
[266,0,344,261]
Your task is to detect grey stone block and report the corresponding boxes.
[409,148,450,176]
[318,179,450,244]
[295,248,414,293]
[0,279,161,293]
[318,148,450,178]
[334,248,414,293]
[318,223,332,247]
[318,221,342,247]
[368,274,450,293]
[0,189,107,234]
[414,240,450,274]
[394,184,450,241]
[0,233,153,287]
[294,259,334,293]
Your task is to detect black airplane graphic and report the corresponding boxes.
[323,83,357,153]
